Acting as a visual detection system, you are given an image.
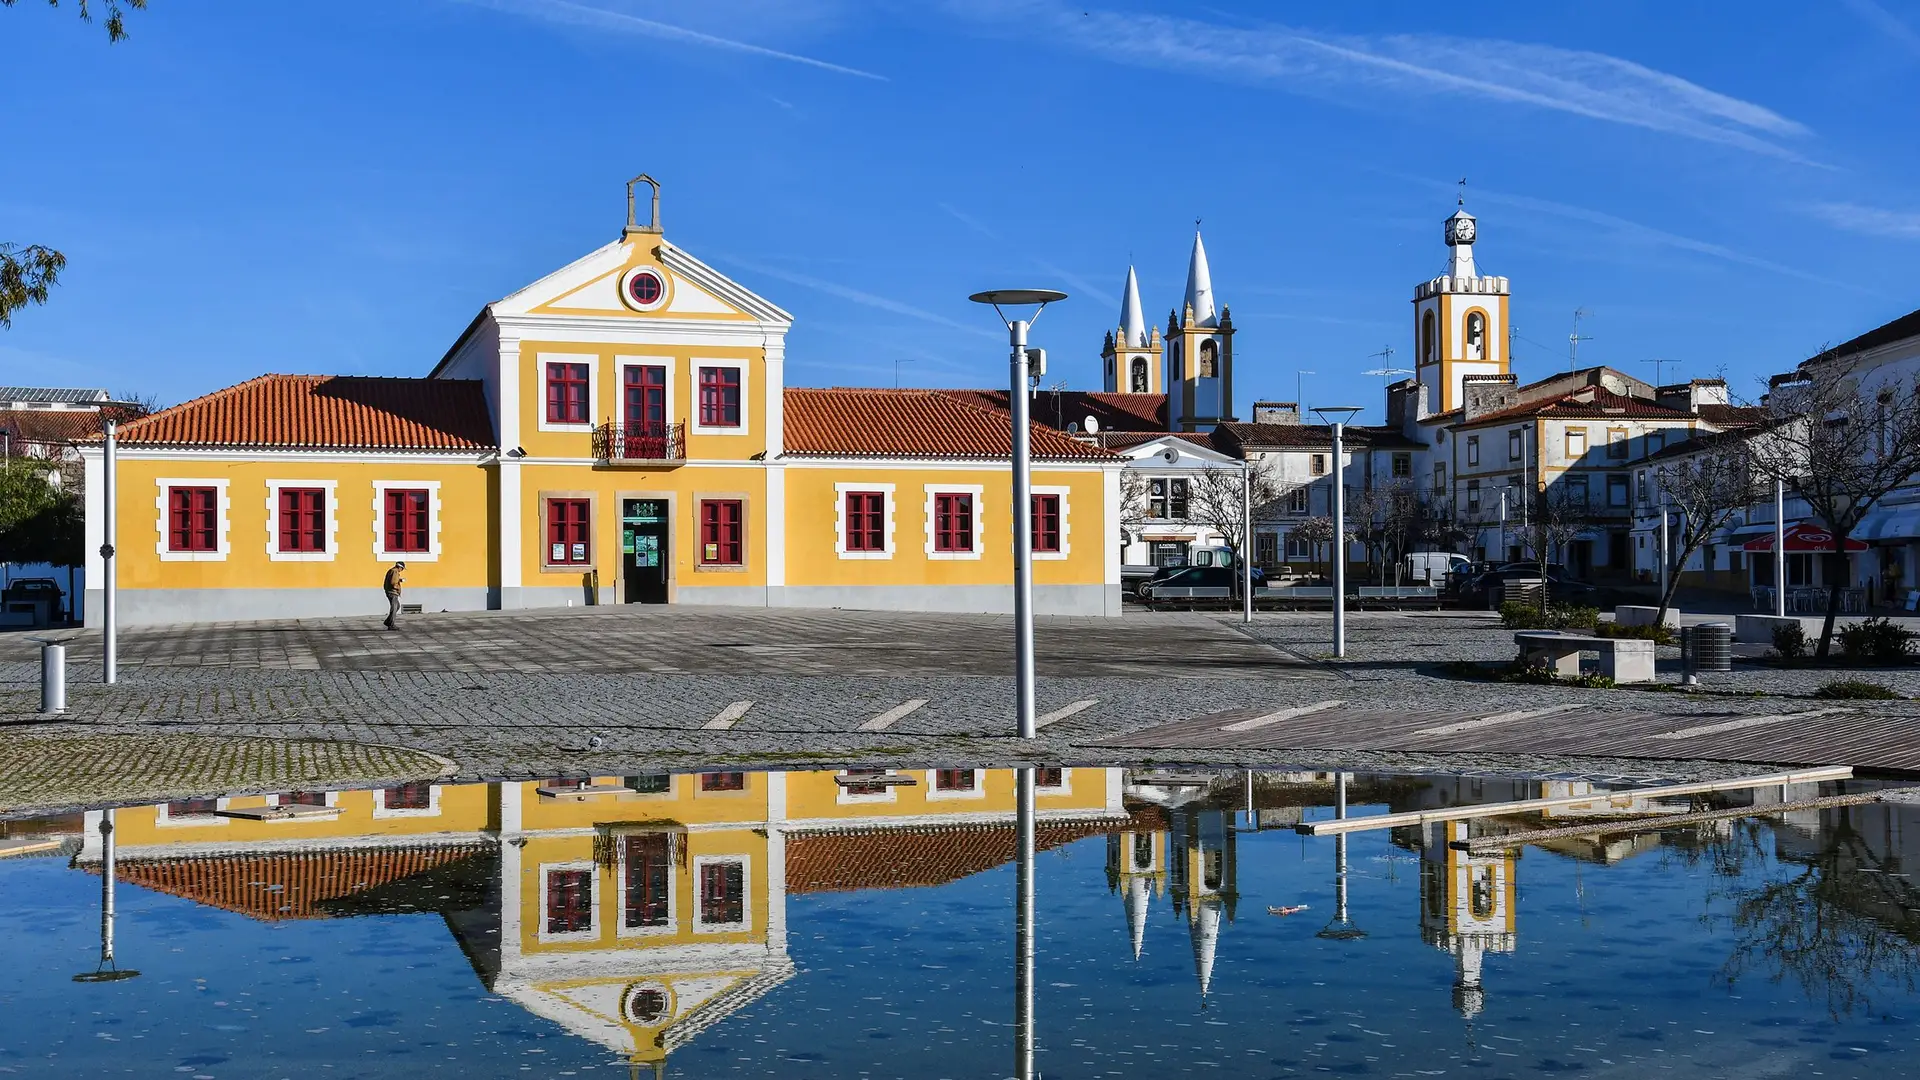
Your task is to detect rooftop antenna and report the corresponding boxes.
[1568,308,1593,371]
[893,357,915,388]
[1363,345,1412,389]
[1642,357,1673,387]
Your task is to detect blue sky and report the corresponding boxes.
[7,0,1920,423]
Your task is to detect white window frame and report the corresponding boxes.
[155,478,231,562]
[691,855,752,934]
[834,768,899,806]
[1029,485,1071,561]
[614,832,679,938]
[925,484,985,560]
[1466,436,1480,467]
[370,782,442,819]
[1508,429,1524,461]
[925,767,986,800]
[1566,427,1588,459]
[834,482,896,560]
[372,480,442,563]
[538,860,602,943]
[1035,767,1072,796]
[537,353,599,434]
[155,795,231,827]
[265,479,339,562]
[614,355,676,431]
[691,359,750,435]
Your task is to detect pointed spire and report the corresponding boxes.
[1126,876,1150,960]
[1190,900,1221,998]
[1120,266,1148,347]
[1184,228,1217,328]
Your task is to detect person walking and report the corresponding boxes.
[382,561,406,630]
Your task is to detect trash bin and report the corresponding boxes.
[1693,622,1733,673]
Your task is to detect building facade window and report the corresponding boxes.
[381,783,433,811]
[1286,487,1309,515]
[168,487,219,552]
[1149,477,1190,519]
[1607,474,1630,507]
[1566,428,1588,458]
[1255,532,1279,566]
[1310,454,1328,476]
[276,487,326,553]
[1637,471,1649,501]
[699,772,745,792]
[1508,429,1524,461]
[1607,427,1629,459]
[545,868,594,934]
[1465,312,1487,360]
[625,774,672,794]
[1647,430,1666,456]
[1031,493,1061,554]
[1131,357,1148,392]
[844,492,885,552]
[933,768,979,794]
[1567,474,1590,505]
[383,489,431,554]
[1392,452,1411,478]
[1198,339,1218,378]
[1466,479,1481,512]
[1466,436,1480,467]
[698,366,742,428]
[699,499,743,566]
[1435,462,1447,491]
[546,362,590,425]
[546,498,592,565]
[934,493,975,553]
[623,834,673,930]
[1035,767,1066,790]
[1421,311,1436,363]
[697,860,747,928]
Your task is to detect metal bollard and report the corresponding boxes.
[40,640,66,713]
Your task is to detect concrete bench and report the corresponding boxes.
[1514,631,1656,684]
[1735,614,1803,644]
[1615,605,1678,628]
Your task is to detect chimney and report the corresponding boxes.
[1656,378,1730,414]
[1252,400,1300,425]
[1462,373,1520,422]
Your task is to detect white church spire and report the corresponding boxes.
[1126,876,1151,961]
[1120,265,1148,347]
[1189,900,1221,998]
[1183,228,1216,328]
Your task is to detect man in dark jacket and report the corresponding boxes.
[383,562,406,630]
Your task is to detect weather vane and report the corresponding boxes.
[1458,177,1468,207]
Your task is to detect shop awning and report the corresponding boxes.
[1742,523,1868,553]
[1856,507,1920,542]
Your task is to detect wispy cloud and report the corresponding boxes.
[1033,260,1118,310]
[952,2,1816,163]
[459,0,887,80]
[1842,0,1920,56]
[717,256,998,338]
[1808,202,1920,239]
[937,202,1001,241]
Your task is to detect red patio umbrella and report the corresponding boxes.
[1742,523,1869,553]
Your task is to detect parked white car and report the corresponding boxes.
[1402,551,1472,586]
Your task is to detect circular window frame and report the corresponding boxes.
[619,266,671,312]
[623,982,674,1025]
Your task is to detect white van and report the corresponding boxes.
[1403,551,1471,585]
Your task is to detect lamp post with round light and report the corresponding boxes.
[968,289,1067,740]
[1314,406,1362,658]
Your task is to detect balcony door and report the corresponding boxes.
[622,365,668,459]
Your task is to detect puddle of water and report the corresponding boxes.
[2,767,1918,1077]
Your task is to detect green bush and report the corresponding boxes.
[1813,679,1903,700]
[1772,622,1809,660]
[1594,622,1676,646]
[1499,602,1599,631]
[1836,617,1917,665]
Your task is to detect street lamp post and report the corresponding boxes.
[969,289,1067,740]
[1774,478,1787,618]
[1241,461,1253,625]
[1315,407,1362,658]
[103,418,118,685]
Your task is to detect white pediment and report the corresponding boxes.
[492,236,791,327]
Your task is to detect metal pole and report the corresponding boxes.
[1013,766,1036,1080]
[1499,488,1508,562]
[1333,773,1349,923]
[1332,422,1347,658]
[103,419,118,685]
[1009,321,1036,739]
[1658,498,1670,599]
[1242,463,1253,624]
[1774,478,1787,618]
[100,809,117,966]
[41,641,65,713]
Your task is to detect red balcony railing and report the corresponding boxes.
[593,422,685,465]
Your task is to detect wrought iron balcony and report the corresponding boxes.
[593,422,685,465]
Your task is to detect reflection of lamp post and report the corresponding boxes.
[73,810,139,983]
[969,290,1068,740]
[1316,774,1367,942]
[1313,407,1362,658]
[1013,766,1037,1080]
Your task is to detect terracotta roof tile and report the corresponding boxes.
[112,375,495,451]
[936,389,1168,433]
[1461,387,1694,426]
[0,408,108,446]
[785,818,1125,894]
[1099,431,1218,452]
[1214,422,1424,451]
[94,843,490,921]
[1698,403,1767,429]
[783,388,1117,461]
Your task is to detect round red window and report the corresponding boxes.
[627,269,664,307]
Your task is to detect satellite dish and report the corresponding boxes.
[1084,416,1100,434]
[1068,422,1080,434]
[1161,447,1180,464]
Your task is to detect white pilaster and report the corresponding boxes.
[498,337,523,600]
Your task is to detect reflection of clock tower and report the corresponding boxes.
[1167,229,1235,433]
[1418,820,1517,1020]
[1103,265,1165,396]
[1413,206,1510,416]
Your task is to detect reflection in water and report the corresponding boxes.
[11,768,1920,1073]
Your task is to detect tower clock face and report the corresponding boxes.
[1450,218,1476,244]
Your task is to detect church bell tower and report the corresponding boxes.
[1413,203,1510,416]
[1167,229,1234,432]
[1103,265,1164,395]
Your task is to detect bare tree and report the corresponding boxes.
[1520,484,1595,609]
[1649,431,1763,625]
[1290,515,1335,582]
[1185,459,1296,591]
[1747,360,1920,657]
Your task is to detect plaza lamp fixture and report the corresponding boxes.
[968,288,1068,740]
[73,810,139,983]
[1313,406,1363,658]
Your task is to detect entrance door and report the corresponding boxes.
[622,498,670,604]
[623,365,667,458]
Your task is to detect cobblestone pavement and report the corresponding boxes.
[4,607,1919,800]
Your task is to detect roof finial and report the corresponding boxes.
[1457,176,1467,208]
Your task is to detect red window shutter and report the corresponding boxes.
[169,488,191,551]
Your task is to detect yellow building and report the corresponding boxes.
[80,176,1125,625]
[76,767,1127,1072]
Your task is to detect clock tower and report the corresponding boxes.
[1413,207,1510,416]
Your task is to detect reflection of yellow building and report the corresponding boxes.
[75,767,1125,1073]
[1418,820,1517,1020]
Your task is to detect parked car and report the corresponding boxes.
[1,577,67,622]
[1457,566,1597,609]
[1139,564,1267,603]
[1403,551,1473,586]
